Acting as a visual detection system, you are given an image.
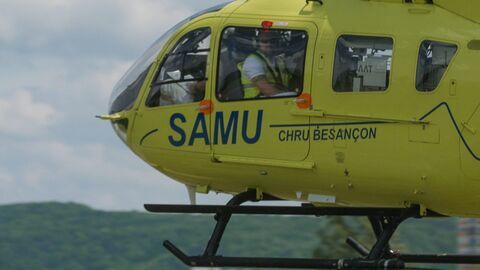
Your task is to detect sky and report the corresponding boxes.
[0,0,232,210]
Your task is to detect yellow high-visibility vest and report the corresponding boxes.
[239,51,290,99]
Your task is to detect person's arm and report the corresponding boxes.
[251,75,281,96]
[244,56,283,97]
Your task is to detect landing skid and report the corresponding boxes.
[145,190,480,269]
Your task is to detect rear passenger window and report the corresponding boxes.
[333,35,393,92]
[416,40,457,92]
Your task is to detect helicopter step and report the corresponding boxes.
[145,190,480,269]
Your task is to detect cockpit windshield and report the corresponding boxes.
[108,1,233,114]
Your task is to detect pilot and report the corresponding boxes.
[240,31,293,99]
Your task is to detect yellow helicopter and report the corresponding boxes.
[99,0,480,268]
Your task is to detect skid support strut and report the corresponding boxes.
[367,215,409,260]
[145,190,480,269]
[203,190,259,256]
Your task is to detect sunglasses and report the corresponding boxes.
[260,40,274,44]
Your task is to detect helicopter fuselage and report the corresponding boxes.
[106,0,480,217]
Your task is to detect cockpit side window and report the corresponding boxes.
[416,40,457,92]
[216,27,308,101]
[333,35,393,92]
[146,27,211,107]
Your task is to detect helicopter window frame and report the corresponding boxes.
[415,40,458,92]
[145,27,212,108]
[215,26,309,102]
[150,47,211,88]
[332,34,394,93]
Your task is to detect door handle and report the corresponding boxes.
[196,104,210,111]
[462,122,477,134]
[196,100,213,115]
[293,93,312,109]
[294,98,307,103]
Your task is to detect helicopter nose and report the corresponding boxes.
[107,62,153,144]
[111,119,129,144]
[109,65,151,115]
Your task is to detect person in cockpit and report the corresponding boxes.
[158,70,206,106]
[240,31,293,99]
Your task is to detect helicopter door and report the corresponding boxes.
[212,20,317,165]
[133,19,219,154]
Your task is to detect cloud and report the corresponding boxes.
[0,0,232,210]
[0,168,23,203]
[0,0,227,111]
[0,137,232,209]
[0,14,16,43]
[0,90,59,136]
[0,0,206,60]
[0,139,187,209]
[0,168,14,185]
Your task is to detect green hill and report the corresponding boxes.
[0,203,458,270]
